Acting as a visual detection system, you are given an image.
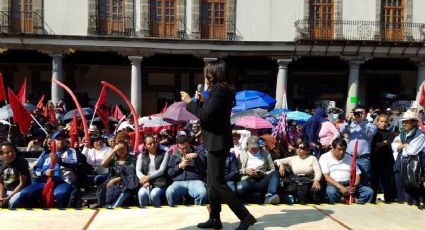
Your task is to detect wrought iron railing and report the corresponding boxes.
[89,15,135,36]
[142,16,186,39]
[295,20,425,42]
[196,19,236,40]
[0,11,45,34]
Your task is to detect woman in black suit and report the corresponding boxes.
[181,60,256,230]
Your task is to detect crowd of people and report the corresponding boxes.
[0,99,424,210]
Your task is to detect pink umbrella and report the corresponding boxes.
[162,101,199,122]
[235,115,274,129]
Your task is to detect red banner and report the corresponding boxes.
[0,73,6,103]
[95,86,110,133]
[17,78,26,103]
[7,88,32,134]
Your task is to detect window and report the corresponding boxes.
[382,0,404,40]
[11,0,33,33]
[309,0,334,39]
[98,0,125,34]
[150,0,176,37]
[201,0,226,39]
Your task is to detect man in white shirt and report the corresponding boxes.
[319,138,373,204]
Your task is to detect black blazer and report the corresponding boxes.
[186,83,233,152]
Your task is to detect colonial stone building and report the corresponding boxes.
[0,0,424,115]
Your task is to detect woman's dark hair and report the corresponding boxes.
[296,140,310,151]
[144,135,155,143]
[204,60,229,86]
[176,136,190,145]
[332,138,347,149]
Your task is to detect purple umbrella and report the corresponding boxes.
[235,116,273,129]
[162,101,199,122]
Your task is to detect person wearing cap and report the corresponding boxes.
[82,135,111,187]
[391,110,425,205]
[88,125,99,135]
[17,131,79,208]
[237,136,280,205]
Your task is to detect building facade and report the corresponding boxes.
[0,0,424,115]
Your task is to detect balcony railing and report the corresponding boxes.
[295,20,425,43]
[196,19,236,40]
[0,11,44,34]
[89,15,135,36]
[143,17,186,39]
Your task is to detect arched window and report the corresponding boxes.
[11,0,33,33]
[200,0,226,39]
[98,0,125,35]
[309,0,334,39]
[382,0,404,41]
[150,0,176,37]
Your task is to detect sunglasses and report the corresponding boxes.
[297,145,308,150]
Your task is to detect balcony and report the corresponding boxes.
[197,20,236,40]
[0,11,45,34]
[89,15,135,37]
[295,20,425,43]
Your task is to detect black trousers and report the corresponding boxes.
[207,150,249,220]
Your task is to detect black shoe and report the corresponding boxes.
[235,214,257,230]
[197,219,223,229]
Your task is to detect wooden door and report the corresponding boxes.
[382,0,404,41]
[151,0,176,37]
[99,0,125,35]
[12,0,33,33]
[201,0,226,39]
[310,0,334,39]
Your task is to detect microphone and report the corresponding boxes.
[196,84,204,103]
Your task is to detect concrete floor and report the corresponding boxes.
[0,203,424,230]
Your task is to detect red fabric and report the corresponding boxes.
[0,73,6,103]
[419,85,425,107]
[44,105,49,119]
[49,109,58,124]
[16,78,26,103]
[95,86,110,132]
[112,104,124,120]
[36,95,45,109]
[8,88,32,134]
[348,140,359,204]
[70,111,79,148]
[42,141,56,208]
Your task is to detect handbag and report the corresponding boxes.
[401,153,423,189]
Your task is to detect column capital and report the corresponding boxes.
[203,57,218,63]
[340,56,370,66]
[277,59,292,68]
[128,56,143,64]
[49,53,63,59]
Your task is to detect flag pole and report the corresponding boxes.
[30,114,48,135]
[90,105,98,127]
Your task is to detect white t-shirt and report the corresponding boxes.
[82,146,111,174]
[246,151,264,170]
[319,150,360,183]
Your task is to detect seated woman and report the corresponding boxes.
[17,131,78,208]
[26,129,45,152]
[274,140,323,204]
[82,135,111,187]
[101,138,137,208]
[136,135,169,207]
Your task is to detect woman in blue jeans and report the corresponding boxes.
[16,131,78,208]
[136,135,169,207]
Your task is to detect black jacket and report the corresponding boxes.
[186,83,233,152]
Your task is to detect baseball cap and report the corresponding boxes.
[246,136,259,148]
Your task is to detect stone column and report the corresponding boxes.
[275,59,291,109]
[50,53,64,104]
[345,58,364,115]
[129,56,143,114]
[417,61,425,92]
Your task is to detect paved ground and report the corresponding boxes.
[0,203,424,230]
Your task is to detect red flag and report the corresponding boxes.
[7,88,32,134]
[419,85,425,107]
[112,104,124,120]
[44,104,49,120]
[42,141,56,208]
[348,139,359,204]
[0,73,6,103]
[16,78,26,103]
[70,111,79,148]
[36,94,45,109]
[49,109,58,124]
[95,86,110,132]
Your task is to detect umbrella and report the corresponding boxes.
[162,101,199,122]
[232,90,276,112]
[230,108,268,124]
[0,103,36,120]
[139,116,175,128]
[267,108,292,116]
[64,107,94,121]
[286,111,312,122]
[235,115,274,129]
[89,116,118,130]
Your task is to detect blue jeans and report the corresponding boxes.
[87,174,108,187]
[227,181,237,192]
[15,182,75,208]
[326,183,374,204]
[357,158,371,186]
[1,191,21,209]
[138,187,165,207]
[165,180,207,206]
[104,191,133,208]
[237,171,279,196]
